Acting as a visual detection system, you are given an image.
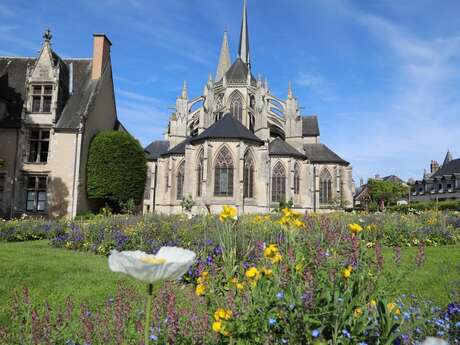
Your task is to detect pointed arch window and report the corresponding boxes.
[294,163,300,195]
[249,112,255,133]
[214,147,234,197]
[196,150,204,197]
[230,92,243,122]
[176,161,185,200]
[319,169,333,204]
[244,152,255,198]
[272,162,286,203]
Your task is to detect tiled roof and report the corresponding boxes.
[269,137,305,158]
[303,143,349,165]
[302,115,320,137]
[145,140,170,161]
[190,113,263,145]
[433,159,460,177]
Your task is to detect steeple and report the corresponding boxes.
[288,81,293,99]
[238,0,250,67]
[443,150,453,166]
[181,80,188,99]
[216,31,231,81]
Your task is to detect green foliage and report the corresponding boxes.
[86,131,147,209]
[180,195,195,213]
[389,200,460,212]
[368,179,409,207]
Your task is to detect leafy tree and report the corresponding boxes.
[86,131,147,211]
[368,179,409,210]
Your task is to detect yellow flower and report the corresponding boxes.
[295,262,303,273]
[342,265,352,279]
[264,244,283,263]
[245,267,260,280]
[212,321,222,333]
[292,218,305,228]
[219,205,237,223]
[348,223,363,235]
[354,307,363,318]
[260,267,273,277]
[387,302,400,315]
[195,283,206,296]
[236,282,245,291]
[369,299,377,308]
[214,308,232,321]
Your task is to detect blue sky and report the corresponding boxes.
[1,0,460,183]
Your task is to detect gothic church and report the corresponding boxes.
[143,0,353,215]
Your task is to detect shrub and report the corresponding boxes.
[86,131,147,211]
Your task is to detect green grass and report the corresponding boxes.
[382,245,460,305]
[1,241,459,328]
[0,241,144,327]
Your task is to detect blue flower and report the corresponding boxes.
[455,321,460,328]
[311,329,320,338]
[276,291,284,299]
[268,318,277,326]
[357,342,367,345]
[403,312,410,320]
[342,329,351,338]
[281,339,288,344]
[289,303,295,310]
[149,334,158,341]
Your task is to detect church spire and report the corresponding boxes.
[443,149,453,166]
[238,0,250,67]
[215,30,231,81]
[181,80,188,99]
[288,81,293,99]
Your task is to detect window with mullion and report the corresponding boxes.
[30,85,52,113]
[319,170,332,204]
[214,147,234,197]
[26,176,47,212]
[293,164,300,195]
[28,129,50,163]
[176,161,185,200]
[196,152,204,197]
[243,154,254,198]
[271,162,286,203]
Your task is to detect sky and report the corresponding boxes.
[1,0,460,183]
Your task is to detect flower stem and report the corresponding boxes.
[144,283,153,345]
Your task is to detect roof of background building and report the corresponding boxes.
[302,115,320,137]
[269,137,305,158]
[161,138,191,157]
[303,143,349,165]
[145,140,170,161]
[190,113,263,145]
[0,55,101,130]
[433,158,460,177]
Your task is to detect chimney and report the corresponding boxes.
[92,34,112,80]
[430,160,440,174]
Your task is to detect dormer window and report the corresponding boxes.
[31,85,52,113]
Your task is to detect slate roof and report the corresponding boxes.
[190,113,263,145]
[161,138,190,157]
[0,57,33,128]
[433,159,460,177]
[269,137,305,158]
[145,140,170,161]
[302,115,320,137]
[225,58,256,83]
[303,143,349,165]
[0,56,98,130]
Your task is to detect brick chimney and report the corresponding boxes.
[92,34,112,80]
[430,160,440,174]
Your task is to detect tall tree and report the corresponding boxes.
[368,179,409,210]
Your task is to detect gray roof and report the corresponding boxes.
[269,138,305,158]
[145,140,169,161]
[433,158,460,177]
[0,55,99,130]
[302,116,320,137]
[190,113,263,145]
[0,57,33,128]
[225,58,256,83]
[161,138,190,157]
[303,143,349,165]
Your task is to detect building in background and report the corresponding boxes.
[410,151,460,202]
[143,0,353,215]
[0,30,123,218]
[354,175,405,209]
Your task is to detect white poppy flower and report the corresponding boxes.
[108,247,196,283]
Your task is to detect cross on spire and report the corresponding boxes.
[43,28,52,43]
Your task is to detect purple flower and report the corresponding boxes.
[342,329,351,339]
[276,291,284,300]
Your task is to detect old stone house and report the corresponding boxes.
[143,0,353,215]
[0,30,123,218]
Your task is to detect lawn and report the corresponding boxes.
[1,240,459,329]
[0,240,144,327]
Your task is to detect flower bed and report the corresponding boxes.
[0,217,66,242]
[1,209,459,344]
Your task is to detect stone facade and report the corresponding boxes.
[0,31,121,218]
[143,1,353,215]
